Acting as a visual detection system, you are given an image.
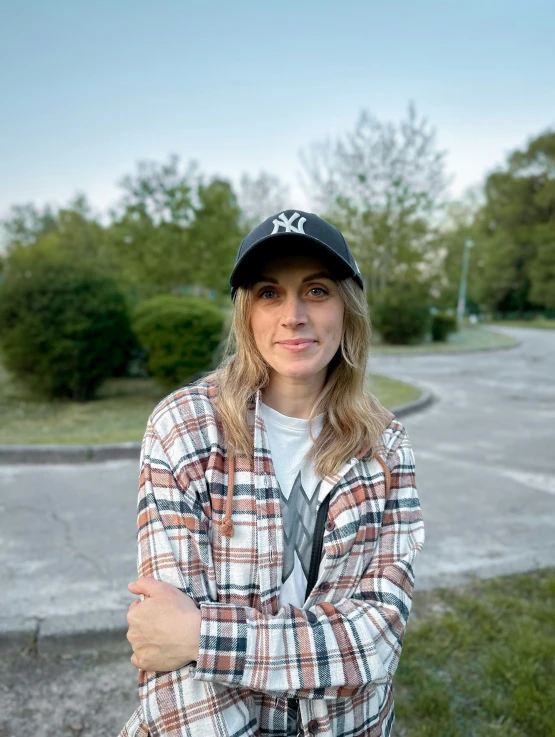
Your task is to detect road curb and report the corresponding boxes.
[0,441,142,465]
[0,390,434,465]
[0,617,38,656]
[372,337,521,357]
[1,610,131,657]
[39,609,130,654]
[391,389,434,417]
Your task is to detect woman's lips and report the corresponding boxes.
[277,340,316,352]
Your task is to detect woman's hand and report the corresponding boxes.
[126,577,201,672]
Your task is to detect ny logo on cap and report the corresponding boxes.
[271,212,307,235]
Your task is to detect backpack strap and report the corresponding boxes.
[304,452,391,601]
[304,491,331,600]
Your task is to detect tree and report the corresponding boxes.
[1,202,58,250]
[107,206,192,294]
[473,129,555,314]
[1,195,116,278]
[106,156,199,294]
[237,171,291,228]
[187,179,246,295]
[529,240,555,308]
[428,191,483,311]
[115,154,200,226]
[300,103,450,300]
[108,158,245,297]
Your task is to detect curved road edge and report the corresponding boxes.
[0,390,436,465]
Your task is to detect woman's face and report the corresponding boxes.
[249,252,344,383]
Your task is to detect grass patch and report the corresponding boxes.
[394,567,555,737]
[0,364,421,445]
[372,327,518,354]
[0,372,167,444]
[485,319,555,331]
[368,373,422,408]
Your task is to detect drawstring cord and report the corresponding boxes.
[219,452,235,538]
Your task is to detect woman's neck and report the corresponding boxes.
[261,370,326,419]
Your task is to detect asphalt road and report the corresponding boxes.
[368,326,555,590]
[1,326,554,633]
[0,645,137,737]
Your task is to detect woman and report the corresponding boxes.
[121,210,425,737]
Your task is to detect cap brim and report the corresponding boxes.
[230,232,358,293]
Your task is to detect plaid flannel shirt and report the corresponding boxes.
[119,381,425,737]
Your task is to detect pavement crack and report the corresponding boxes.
[50,509,111,580]
[20,618,40,657]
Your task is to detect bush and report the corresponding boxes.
[133,295,225,387]
[371,286,431,345]
[0,256,135,400]
[431,312,457,342]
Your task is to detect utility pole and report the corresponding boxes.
[457,239,474,328]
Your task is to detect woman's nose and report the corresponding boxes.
[280,296,307,326]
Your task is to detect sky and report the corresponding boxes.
[1,0,554,221]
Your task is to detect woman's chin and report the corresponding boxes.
[272,360,326,381]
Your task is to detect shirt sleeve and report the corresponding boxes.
[135,417,206,595]
[121,416,218,737]
[191,424,425,700]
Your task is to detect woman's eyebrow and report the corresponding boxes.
[301,271,334,283]
[253,275,278,285]
[253,271,333,285]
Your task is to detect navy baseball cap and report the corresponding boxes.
[230,209,363,299]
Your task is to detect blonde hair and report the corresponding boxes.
[204,277,391,478]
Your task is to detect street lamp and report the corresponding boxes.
[457,238,474,328]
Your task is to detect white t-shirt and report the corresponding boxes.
[259,401,324,609]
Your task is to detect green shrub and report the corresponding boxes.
[133,295,225,387]
[431,312,458,342]
[0,256,135,400]
[371,286,431,345]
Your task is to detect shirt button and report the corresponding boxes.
[325,518,335,532]
[307,719,319,734]
[320,581,331,592]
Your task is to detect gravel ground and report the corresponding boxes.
[0,643,139,737]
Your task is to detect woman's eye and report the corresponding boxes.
[257,286,328,299]
[259,289,277,299]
